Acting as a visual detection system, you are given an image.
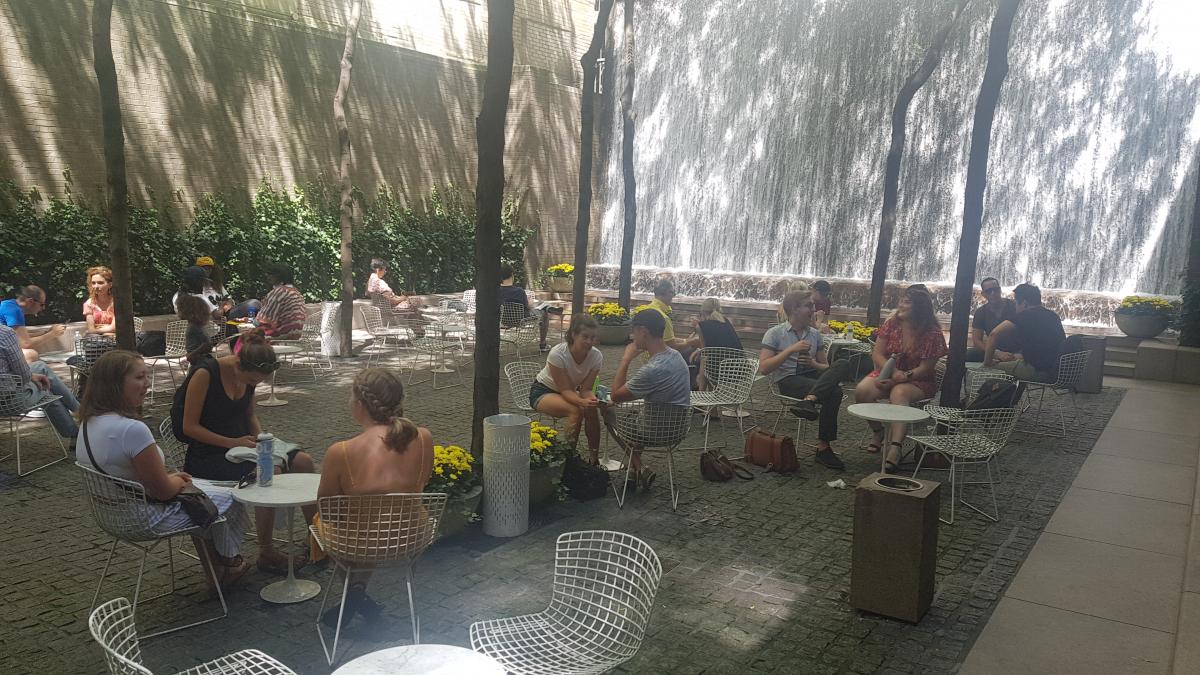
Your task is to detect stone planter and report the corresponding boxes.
[529,461,563,508]
[547,276,573,293]
[596,322,631,345]
[437,485,483,540]
[1115,313,1169,339]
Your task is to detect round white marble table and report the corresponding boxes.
[232,473,321,603]
[332,644,505,675]
[37,351,73,364]
[847,402,930,473]
[257,344,303,407]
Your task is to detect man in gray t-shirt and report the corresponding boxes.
[605,308,691,491]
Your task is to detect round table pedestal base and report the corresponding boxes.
[721,407,751,418]
[257,397,288,407]
[260,578,321,604]
[430,366,454,374]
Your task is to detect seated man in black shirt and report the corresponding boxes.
[499,263,552,351]
[984,283,1065,382]
[967,277,1017,362]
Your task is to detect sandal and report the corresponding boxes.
[884,442,903,474]
[640,470,657,490]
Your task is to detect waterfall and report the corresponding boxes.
[597,0,1200,296]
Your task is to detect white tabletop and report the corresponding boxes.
[847,402,930,424]
[232,473,321,508]
[332,644,504,675]
[38,352,73,363]
[271,344,304,355]
[829,338,861,346]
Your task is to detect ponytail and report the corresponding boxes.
[384,417,420,453]
[353,368,419,453]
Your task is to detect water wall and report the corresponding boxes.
[595,0,1200,297]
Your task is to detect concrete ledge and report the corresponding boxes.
[1137,340,1180,382]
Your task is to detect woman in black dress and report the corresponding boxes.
[173,329,316,574]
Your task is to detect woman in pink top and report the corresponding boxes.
[82,266,116,335]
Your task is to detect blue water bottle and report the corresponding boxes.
[256,433,274,487]
[247,305,259,325]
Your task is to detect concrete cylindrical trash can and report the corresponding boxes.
[320,301,343,357]
[482,413,532,537]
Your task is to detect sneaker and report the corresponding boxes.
[23,409,46,419]
[539,344,551,353]
[788,400,819,421]
[814,447,845,471]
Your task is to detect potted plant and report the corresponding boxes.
[429,443,482,539]
[1114,295,1175,339]
[587,302,631,345]
[827,319,878,342]
[529,421,569,507]
[545,263,574,293]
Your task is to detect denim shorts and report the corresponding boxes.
[528,381,556,410]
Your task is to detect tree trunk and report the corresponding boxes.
[867,0,970,326]
[941,0,1023,407]
[471,0,515,458]
[334,0,363,358]
[91,0,134,351]
[572,0,616,315]
[1181,154,1200,347]
[616,0,637,310]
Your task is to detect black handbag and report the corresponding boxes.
[561,453,610,501]
[83,422,220,528]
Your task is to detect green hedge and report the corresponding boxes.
[0,179,533,324]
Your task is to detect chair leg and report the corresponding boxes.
[317,563,353,666]
[960,459,1000,522]
[16,414,69,477]
[667,447,679,511]
[405,564,420,644]
[940,459,957,525]
[91,539,121,611]
[613,457,634,509]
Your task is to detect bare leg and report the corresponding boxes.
[583,407,601,462]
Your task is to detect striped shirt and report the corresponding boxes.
[0,325,31,382]
[258,284,306,338]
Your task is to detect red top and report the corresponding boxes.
[814,296,832,314]
[874,317,947,376]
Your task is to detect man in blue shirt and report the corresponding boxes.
[759,290,849,471]
[604,308,691,492]
[1,286,67,363]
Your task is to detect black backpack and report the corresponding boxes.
[967,378,1025,410]
[560,453,610,501]
[169,355,214,444]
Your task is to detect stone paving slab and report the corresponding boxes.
[0,344,1122,674]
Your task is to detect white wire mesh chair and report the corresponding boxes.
[162,320,191,389]
[462,289,477,314]
[273,309,331,381]
[504,361,543,416]
[605,401,693,510]
[500,303,541,361]
[688,352,758,452]
[78,463,230,638]
[310,492,448,665]
[908,407,1021,525]
[71,333,118,391]
[156,418,187,473]
[470,530,664,675]
[399,313,465,390]
[357,304,416,367]
[369,292,409,328]
[1021,350,1092,437]
[0,373,70,476]
[89,597,297,675]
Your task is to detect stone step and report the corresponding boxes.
[1103,361,1136,377]
[1104,345,1138,363]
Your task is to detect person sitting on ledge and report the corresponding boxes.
[1,285,67,363]
[313,368,433,625]
[530,313,603,463]
[498,263,551,352]
[984,282,1065,382]
[812,279,833,332]
[688,297,743,390]
[603,308,691,492]
[367,258,423,311]
[195,256,260,320]
[758,290,847,471]
[967,277,1016,362]
[854,286,947,472]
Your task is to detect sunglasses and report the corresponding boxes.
[236,472,257,489]
[246,361,282,373]
[982,287,1001,295]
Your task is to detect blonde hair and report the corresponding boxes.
[777,281,811,321]
[780,290,815,319]
[86,265,114,303]
[353,368,419,453]
[699,297,726,323]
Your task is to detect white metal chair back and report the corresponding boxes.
[204,321,221,344]
[77,463,168,542]
[132,316,144,332]
[164,320,190,357]
[544,530,663,655]
[74,334,117,372]
[696,350,757,403]
[470,530,664,673]
[313,493,447,565]
[610,401,692,451]
[1046,349,1091,389]
[359,304,387,336]
[462,289,477,313]
[369,293,397,325]
[920,406,1021,461]
[88,597,152,675]
[500,303,540,359]
[504,361,542,413]
[157,418,186,472]
[964,369,1017,405]
[0,373,45,417]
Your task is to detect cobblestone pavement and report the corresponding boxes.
[0,343,1122,674]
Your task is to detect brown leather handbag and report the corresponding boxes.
[743,430,799,473]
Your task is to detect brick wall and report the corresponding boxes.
[0,0,595,275]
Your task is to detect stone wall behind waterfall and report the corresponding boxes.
[596,0,1200,295]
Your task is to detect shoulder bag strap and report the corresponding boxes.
[81,421,112,477]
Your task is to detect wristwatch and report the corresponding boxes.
[904,369,914,379]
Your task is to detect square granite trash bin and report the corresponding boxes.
[851,473,941,623]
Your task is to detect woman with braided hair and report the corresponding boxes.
[313,367,434,625]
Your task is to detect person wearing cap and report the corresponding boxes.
[194,256,260,320]
[1,285,68,363]
[172,266,222,321]
[602,308,691,492]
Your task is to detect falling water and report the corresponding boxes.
[596,0,1200,298]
